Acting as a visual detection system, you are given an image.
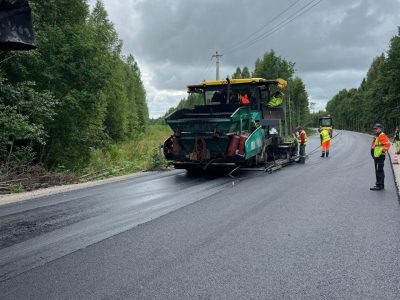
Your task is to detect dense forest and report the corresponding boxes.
[12,1,400,184]
[159,50,311,134]
[0,0,148,173]
[326,28,400,133]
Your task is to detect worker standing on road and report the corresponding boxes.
[392,126,400,154]
[296,126,307,164]
[370,123,391,191]
[320,128,331,157]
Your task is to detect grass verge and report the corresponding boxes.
[81,125,172,181]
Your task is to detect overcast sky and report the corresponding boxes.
[96,0,400,118]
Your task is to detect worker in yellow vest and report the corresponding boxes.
[267,91,284,107]
[370,123,391,191]
[319,128,331,157]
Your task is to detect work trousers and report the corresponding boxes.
[374,155,385,187]
[299,144,306,163]
[321,140,330,152]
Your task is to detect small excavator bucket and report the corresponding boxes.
[0,0,36,50]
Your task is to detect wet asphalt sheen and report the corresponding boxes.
[0,130,399,299]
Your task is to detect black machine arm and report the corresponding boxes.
[0,0,36,51]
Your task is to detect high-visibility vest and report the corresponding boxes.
[240,94,250,104]
[297,130,307,145]
[320,129,331,143]
[267,96,283,107]
[374,137,383,158]
[372,132,390,158]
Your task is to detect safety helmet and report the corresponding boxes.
[373,123,383,129]
[269,128,278,135]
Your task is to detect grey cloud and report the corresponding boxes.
[101,0,400,116]
[302,68,366,111]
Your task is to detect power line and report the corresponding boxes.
[199,0,322,81]
[198,1,302,81]
[243,0,323,50]
[223,0,301,53]
[228,0,323,53]
[200,56,215,81]
[224,0,323,55]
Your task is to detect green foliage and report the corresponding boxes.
[232,67,242,79]
[232,50,310,131]
[253,50,295,80]
[286,77,310,129]
[149,146,168,170]
[326,27,400,133]
[0,76,58,170]
[9,183,25,193]
[84,125,172,176]
[232,66,250,79]
[160,93,203,118]
[0,0,149,171]
[250,50,310,130]
[309,110,327,128]
[242,66,250,78]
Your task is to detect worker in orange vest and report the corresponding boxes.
[370,123,391,191]
[296,126,307,164]
[239,91,250,105]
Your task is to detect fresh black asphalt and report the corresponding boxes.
[0,130,399,299]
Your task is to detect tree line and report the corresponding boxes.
[0,0,148,172]
[158,50,311,133]
[326,27,400,134]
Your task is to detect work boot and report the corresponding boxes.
[326,152,329,157]
[320,152,325,157]
[370,185,383,191]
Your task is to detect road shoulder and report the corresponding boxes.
[389,145,400,198]
[0,171,155,206]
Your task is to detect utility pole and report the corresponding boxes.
[212,51,223,80]
[288,92,292,133]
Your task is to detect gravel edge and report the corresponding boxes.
[0,171,156,206]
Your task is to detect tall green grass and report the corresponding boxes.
[83,125,172,178]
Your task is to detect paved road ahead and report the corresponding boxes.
[1,131,399,299]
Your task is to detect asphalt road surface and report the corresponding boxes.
[0,130,399,299]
